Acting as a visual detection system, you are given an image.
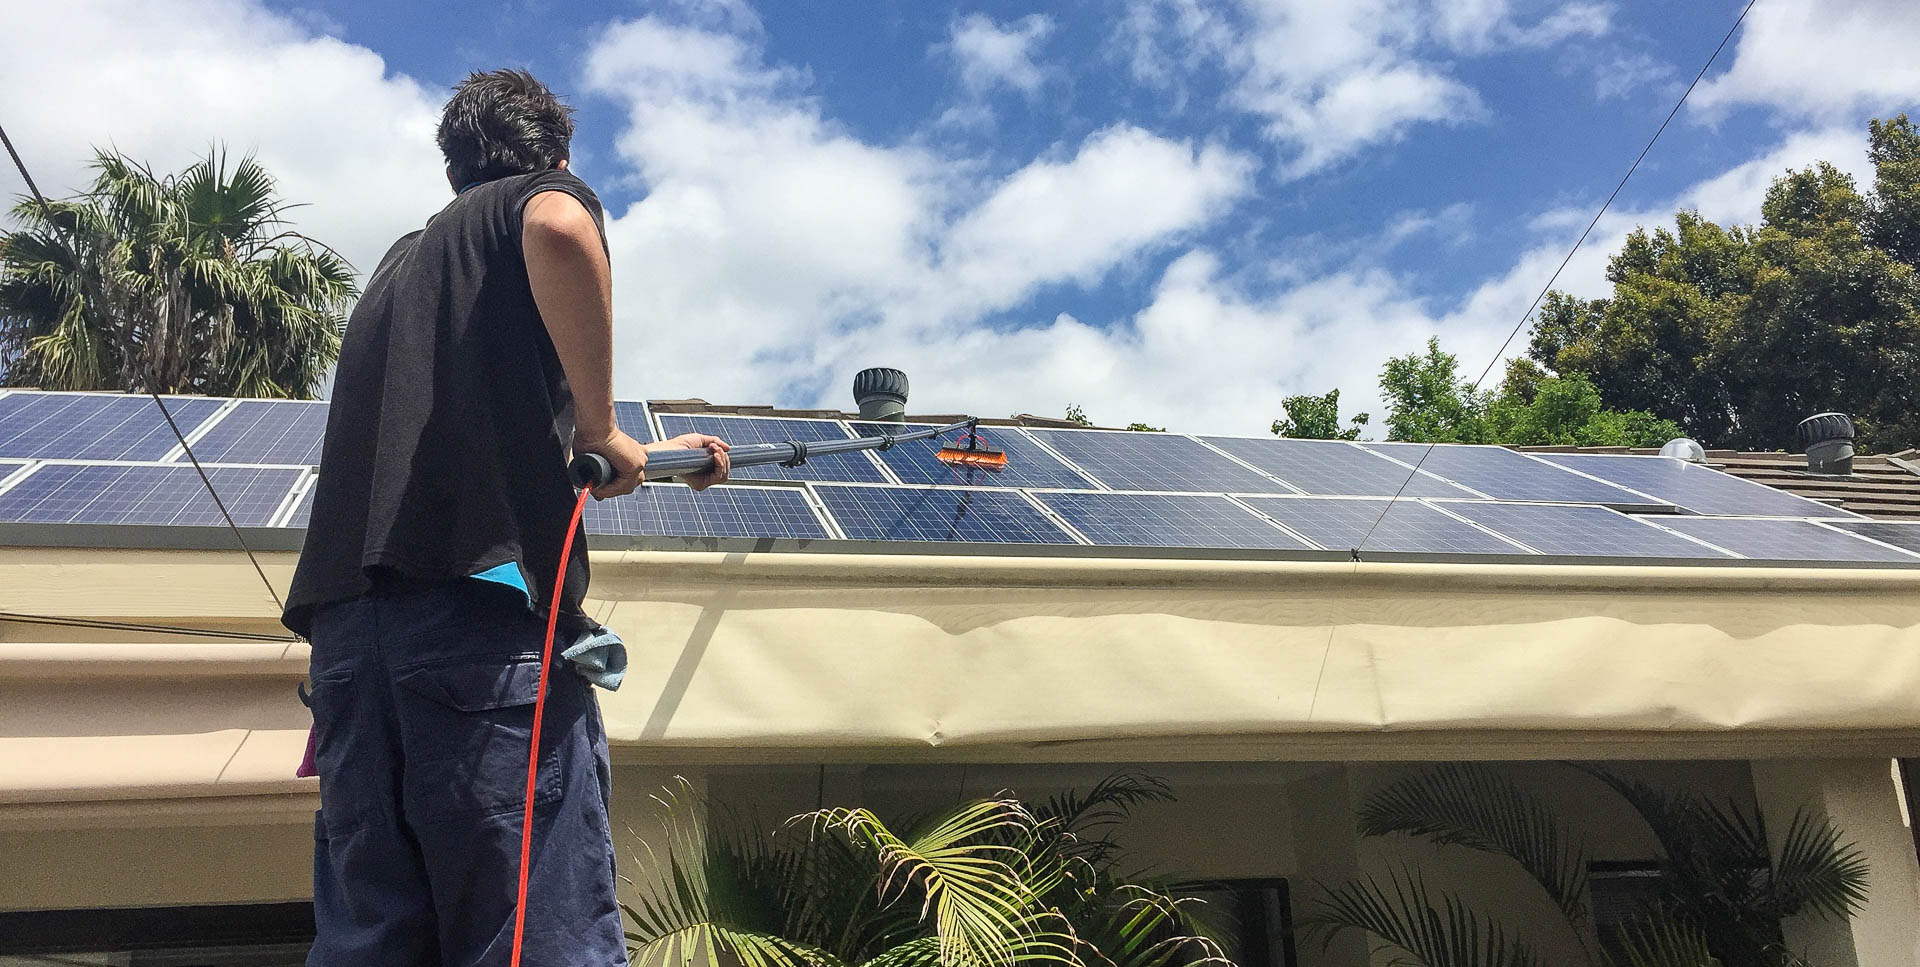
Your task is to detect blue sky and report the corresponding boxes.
[6,0,1918,432]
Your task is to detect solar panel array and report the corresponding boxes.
[0,389,1915,567]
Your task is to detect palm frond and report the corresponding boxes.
[1768,809,1870,922]
[1067,883,1230,967]
[1359,765,1590,926]
[1303,868,1543,967]
[809,799,1077,967]
[1605,918,1722,967]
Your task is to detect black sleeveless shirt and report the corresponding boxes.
[284,169,606,637]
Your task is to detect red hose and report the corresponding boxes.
[509,484,593,967]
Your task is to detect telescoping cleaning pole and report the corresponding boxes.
[567,417,1007,487]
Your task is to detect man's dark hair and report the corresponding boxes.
[436,69,576,188]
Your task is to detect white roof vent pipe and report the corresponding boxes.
[853,367,909,422]
[1660,438,1707,463]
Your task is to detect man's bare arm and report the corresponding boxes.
[522,189,731,494]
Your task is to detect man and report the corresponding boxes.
[284,69,729,966]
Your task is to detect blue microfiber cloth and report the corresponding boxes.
[562,623,628,691]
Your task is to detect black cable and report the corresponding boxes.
[1354,0,1759,556]
[1,118,288,615]
[0,610,300,643]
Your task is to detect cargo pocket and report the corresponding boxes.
[306,669,366,835]
[394,657,564,823]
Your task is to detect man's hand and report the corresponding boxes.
[650,433,731,490]
[573,428,647,499]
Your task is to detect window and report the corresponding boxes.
[1177,878,1297,967]
[0,903,313,966]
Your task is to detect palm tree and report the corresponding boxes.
[621,775,1230,967]
[1305,763,1870,967]
[0,148,353,398]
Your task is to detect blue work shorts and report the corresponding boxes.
[304,582,628,966]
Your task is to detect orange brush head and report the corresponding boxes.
[936,432,1009,471]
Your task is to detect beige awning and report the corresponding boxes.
[2,547,1918,825]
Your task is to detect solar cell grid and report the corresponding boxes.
[582,483,830,539]
[1035,491,1313,549]
[655,414,884,483]
[850,422,1097,490]
[613,401,656,443]
[1535,453,1854,518]
[0,463,301,526]
[1653,517,1920,564]
[813,485,1076,544]
[1360,442,1662,506]
[1241,496,1525,554]
[180,400,329,465]
[287,485,317,528]
[1824,520,1920,555]
[0,392,227,460]
[1025,429,1291,494]
[1435,501,1734,559]
[1201,436,1478,498]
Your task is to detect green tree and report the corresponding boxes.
[1272,388,1369,440]
[623,775,1226,967]
[1529,116,1920,451]
[0,149,353,397]
[1483,360,1682,448]
[1379,338,1488,443]
[1064,404,1092,426]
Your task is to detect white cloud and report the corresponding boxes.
[942,13,1057,96]
[0,0,447,284]
[1117,0,1613,179]
[581,12,1255,413]
[1690,0,1920,120]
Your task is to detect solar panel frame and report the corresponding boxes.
[1238,495,1531,555]
[848,421,1099,490]
[1532,452,1859,519]
[1650,516,1920,564]
[0,392,228,461]
[583,481,834,539]
[811,483,1079,544]
[1820,520,1920,555]
[1200,435,1482,498]
[1431,500,1736,559]
[654,413,888,483]
[1031,490,1316,550]
[173,399,330,465]
[1358,442,1667,506]
[0,461,304,526]
[1024,428,1295,494]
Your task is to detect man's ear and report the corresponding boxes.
[556,159,569,171]
[446,166,460,192]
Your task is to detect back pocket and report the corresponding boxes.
[394,657,564,822]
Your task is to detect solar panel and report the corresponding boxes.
[1652,517,1920,564]
[1534,453,1855,518]
[655,414,885,483]
[1025,429,1290,494]
[177,400,329,465]
[1034,491,1312,549]
[1201,436,1479,498]
[0,463,301,526]
[613,401,656,443]
[1435,501,1734,559]
[813,485,1077,544]
[1359,442,1665,506]
[0,459,29,488]
[1823,520,1920,555]
[1239,496,1525,554]
[0,392,227,460]
[849,422,1097,490]
[582,483,830,539]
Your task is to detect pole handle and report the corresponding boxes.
[568,452,615,489]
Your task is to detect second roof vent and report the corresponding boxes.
[853,367,909,422]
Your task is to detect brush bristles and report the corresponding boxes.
[936,448,1008,471]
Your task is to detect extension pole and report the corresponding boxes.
[569,418,985,486]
